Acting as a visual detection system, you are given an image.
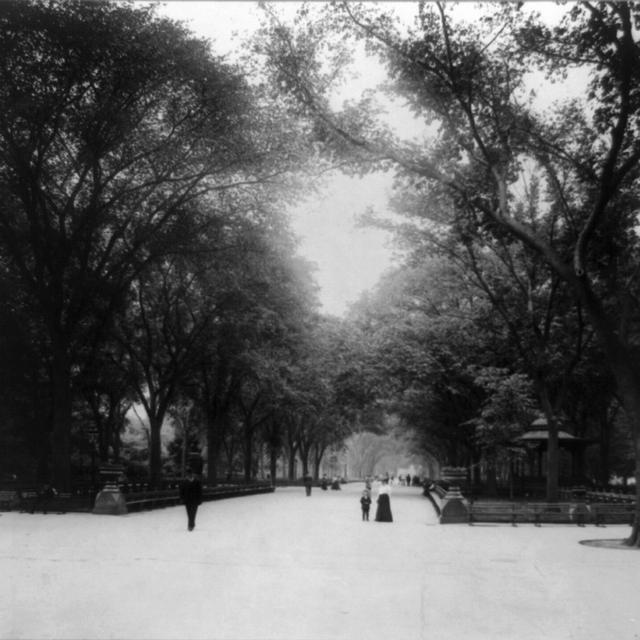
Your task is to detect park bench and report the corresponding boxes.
[466,501,591,526]
[46,492,73,513]
[125,490,181,512]
[19,490,73,514]
[586,490,635,504]
[124,483,274,512]
[201,483,275,500]
[528,502,588,526]
[468,502,525,526]
[19,490,38,512]
[0,490,19,511]
[591,503,636,526]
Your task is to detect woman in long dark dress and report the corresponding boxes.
[375,478,393,522]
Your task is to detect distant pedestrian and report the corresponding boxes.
[360,489,372,521]
[303,472,313,496]
[180,468,202,531]
[320,475,328,490]
[375,478,393,522]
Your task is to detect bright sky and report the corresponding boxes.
[153,1,402,316]
[153,1,584,317]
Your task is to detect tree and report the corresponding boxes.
[468,367,536,497]
[0,0,255,489]
[116,255,210,486]
[257,1,640,545]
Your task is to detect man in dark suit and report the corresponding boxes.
[179,468,203,531]
[303,472,313,496]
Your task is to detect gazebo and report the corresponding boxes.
[512,417,595,494]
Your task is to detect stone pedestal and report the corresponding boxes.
[439,484,469,523]
[93,464,127,515]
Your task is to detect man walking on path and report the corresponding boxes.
[303,472,313,496]
[179,469,202,531]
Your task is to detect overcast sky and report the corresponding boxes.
[151,2,409,316]
[153,1,584,317]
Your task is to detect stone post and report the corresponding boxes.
[439,466,469,524]
[92,464,127,515]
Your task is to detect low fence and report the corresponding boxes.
[0,481,275,514]
[123,482,274,513]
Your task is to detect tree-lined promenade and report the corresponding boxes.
[1,1,640,546]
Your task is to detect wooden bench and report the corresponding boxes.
[468,502,524,526]
[591,503,635,526]
[47,492,73,513]
[19,491,38,512]
[201,483,275,500]
[587,491,634,504]
[528,502,588,526]
[124,483,274,513]
[467,501,591,526]
[19,490,73,514]
[125,490,181,512]
[0,490,18,511]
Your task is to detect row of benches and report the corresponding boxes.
[467,501,636,527]
[124,490,181,512]
[124,483,275,513]
[584,491,635,504]
[0,483,276,515]
[0,490,77,514]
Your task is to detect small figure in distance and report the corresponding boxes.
[303,472,313,496]
[360,489,372,521]
[180,467,203,532]
[320,474,328,491]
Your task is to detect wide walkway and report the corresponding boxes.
[1,482,639,640]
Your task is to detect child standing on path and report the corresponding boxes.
[360,489,372,521]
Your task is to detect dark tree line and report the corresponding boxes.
[0,0,349,490]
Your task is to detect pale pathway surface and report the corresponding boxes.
[1,483,639,640]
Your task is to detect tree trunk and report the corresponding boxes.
[298,440,310,479]
[206,416,225,486]
[287,448,296,480]
[243,428,254,482]
[112,426,121,463]
[485,464,498,497]
[598,406,611,487]
[99,421,109,463]
[269,445,278,485]
[613,369,640,547]
[631,447,640,547]
[576,284,640,545]
[148,415,163,488]
[314,444,328,480]
[51,346,72,491]
[537,383,559,502]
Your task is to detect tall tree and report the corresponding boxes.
[257,1,640,544]
[0,0,255,489]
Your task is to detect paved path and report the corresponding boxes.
[1,483,639,640]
